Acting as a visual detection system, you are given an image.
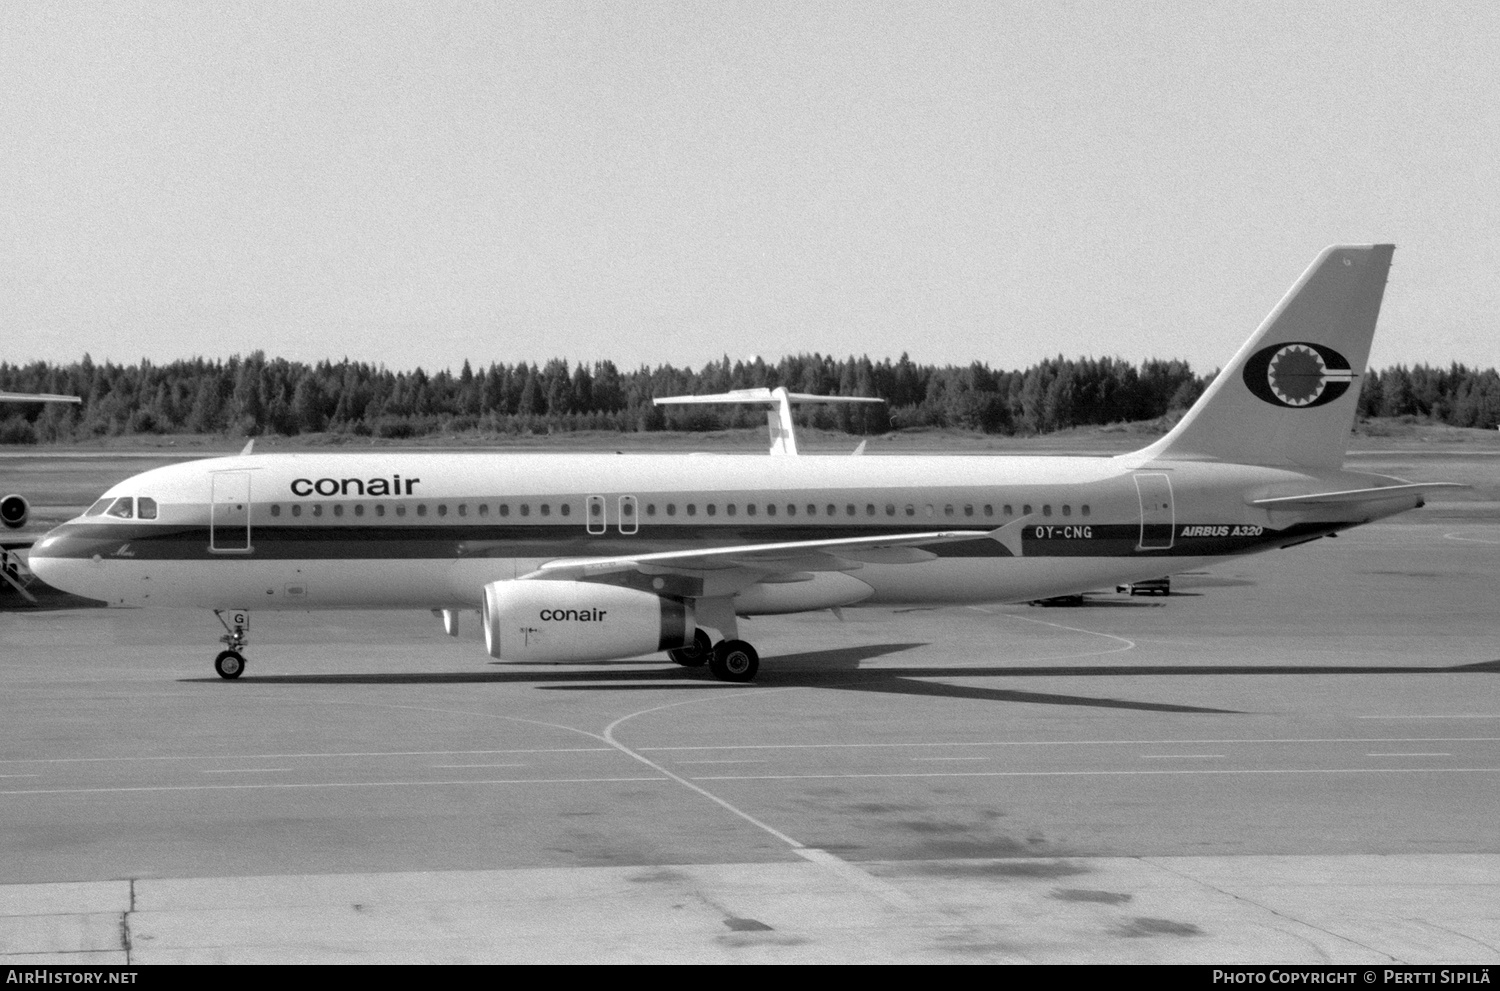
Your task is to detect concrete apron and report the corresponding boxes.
[3,853,1498,964]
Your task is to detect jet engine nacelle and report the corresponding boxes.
[0,494,28,530]
[481,580,695,663]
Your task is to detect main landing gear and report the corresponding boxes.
[709,640,758,683]
[668,629,713,667]
[670,632,759,683]
[213,610,249,680]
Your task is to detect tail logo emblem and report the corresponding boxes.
[1243,342,1357,409]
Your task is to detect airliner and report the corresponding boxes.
[2,390,81,601]
[28,245,1462,681]
[2,390,81,533]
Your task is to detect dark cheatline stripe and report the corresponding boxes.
[34,520,1354,562]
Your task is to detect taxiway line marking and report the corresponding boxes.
[1358,716,1500,721]
[792,848,920,909]
[911,757,990,762]
[600,691,921,909]
[635,737,1500,751]
[172,696,932,913]
[1140,755,1223,759]
[602,698,807,850]
[1442,532,1500,545]
[967,607,1139,661]
[6,739,1492,765]
[0,776,667,796]
[0,748,612,765]
[199,768,294,774]
[687,768,1500,781]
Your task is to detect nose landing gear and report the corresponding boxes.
[214,649,245,679]
[213,610,249,680]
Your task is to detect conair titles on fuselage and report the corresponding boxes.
[289,476,422,497]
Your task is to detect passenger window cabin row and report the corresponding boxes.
[86,496,1095,524]
[82,494,1092,524]
[261,500,1092,521]
[270,501,571,519]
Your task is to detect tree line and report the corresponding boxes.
[0,353,1495,444]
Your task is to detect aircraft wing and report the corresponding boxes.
[522,529,996,583]
[1250,482,1469,508]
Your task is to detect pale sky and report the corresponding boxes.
[4,1,1498,376]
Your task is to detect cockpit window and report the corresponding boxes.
[84,498,112,517]
[138,497,158,520]
[105,497,134,519]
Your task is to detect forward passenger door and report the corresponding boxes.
[210,471,253,554]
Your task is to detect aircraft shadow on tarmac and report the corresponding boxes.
[178,644,1499,717]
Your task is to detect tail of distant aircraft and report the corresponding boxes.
[1135,244,1394,469]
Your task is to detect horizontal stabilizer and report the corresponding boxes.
[652,388,884,407]
[653,386,883,456]
[1250,482,1469,508]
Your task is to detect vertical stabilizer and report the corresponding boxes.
[1134,244,1394,469]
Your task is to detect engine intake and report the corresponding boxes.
[0,494,28,530]
[482,580,695,663]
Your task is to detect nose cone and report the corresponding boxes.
[25,523,102,598]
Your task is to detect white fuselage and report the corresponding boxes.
[28,450,1416,613]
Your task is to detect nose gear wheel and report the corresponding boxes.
[214,650,245,679]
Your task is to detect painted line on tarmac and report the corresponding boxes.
[601,691,920,908]
[686,767,1500,781]
[637,736,1500,751]
[0,776,667,796]
[1442,531,1500,545]
[790,847,920,908]
[199,768,295,774]
[11,739,1493,764]
[967,606,1138,661]
[1140,755,1223,759]
[220,694,920,909]
[601,695,809,849]
[911,756,990,762]
[0,747,612,765]
[1358,716,1500,721]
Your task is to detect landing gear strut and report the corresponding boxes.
[668,629,713,667]
[213,610,248,680]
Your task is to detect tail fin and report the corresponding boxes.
[1135,244,1394,468]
